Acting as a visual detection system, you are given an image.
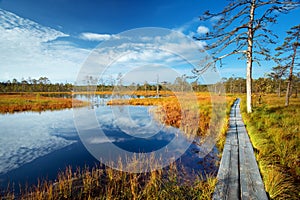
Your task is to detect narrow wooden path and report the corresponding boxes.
[213,99,268,200]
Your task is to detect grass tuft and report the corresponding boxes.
[241,94,299,199]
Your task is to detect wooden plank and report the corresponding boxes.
[213,99,268,200]
[213,100,239,200]
[237,119,268,199]
[236,99,268,200]
[227,138,239,199]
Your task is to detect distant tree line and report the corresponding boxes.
[0,77,73,93]
[221,74,300,97]
[1,75,299,97]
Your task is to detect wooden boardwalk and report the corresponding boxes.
[213,99,268,200]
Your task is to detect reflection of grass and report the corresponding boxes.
[241,94,300,199]
[0,94,88,113]
[108,92,235,139]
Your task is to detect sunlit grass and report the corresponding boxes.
[241,94,300,199]
[72,90,174,97]
[0,94,88,113]
[108,92,235,138]
[1,158,218,199]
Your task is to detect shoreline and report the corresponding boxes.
[0,94,88,113]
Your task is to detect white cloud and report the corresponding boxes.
[195,40,207,49]
[197,26,209,34]
[0,8,202,84]
[80,32,119,41]
[0,8,89,83]
[173,17,199,34]
[0,9,69,41]
[74,29,213,85]
[0,11,213,85]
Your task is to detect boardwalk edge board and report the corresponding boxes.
[213,98,268,200]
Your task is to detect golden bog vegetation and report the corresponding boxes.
[1,92,236,199]
[0,94,87,113]
[241,94,300,199]
[1,162,218,200]
[73,90,173,97]
[108,92,235,139]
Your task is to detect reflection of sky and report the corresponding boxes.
[0,109,77,175]
[0,101,182,175]
[74,100,197,174]
[92,105,179,152]
[98,106,167,138]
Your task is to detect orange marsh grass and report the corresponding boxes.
[108,92,235,138]
[2,156,218,200]
[0,94,87,113]
[1,92,235,199]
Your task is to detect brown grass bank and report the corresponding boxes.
[0,94,87,113]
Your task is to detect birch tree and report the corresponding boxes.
[194,0,299,113]
[275,24,300,106]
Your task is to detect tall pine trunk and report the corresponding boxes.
[246,0,255,113]
[285,45,296,106]
[285,75,292,106]
[278,79,281,97]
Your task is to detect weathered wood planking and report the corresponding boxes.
[213,99,268,200]
[236,103,268,200]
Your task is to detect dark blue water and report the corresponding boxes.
[0,95,219,191]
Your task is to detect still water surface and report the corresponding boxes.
[0,95,219,189]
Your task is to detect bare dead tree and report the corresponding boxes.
[194,0,299,113]
[275,24,300,106]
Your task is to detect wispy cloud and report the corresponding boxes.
[172,19,208,51]
[75,28,212,85]
[80,32,119,41]
[0,8,89,82]
[173,17,199,34]
[79,32,119,42]
[0,8,215,84]
[195,40,207,48]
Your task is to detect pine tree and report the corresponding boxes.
[268,65,287,97]
[275,24,300,106]
[194,0,299,113]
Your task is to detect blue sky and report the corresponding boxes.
[0,0,299,84]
